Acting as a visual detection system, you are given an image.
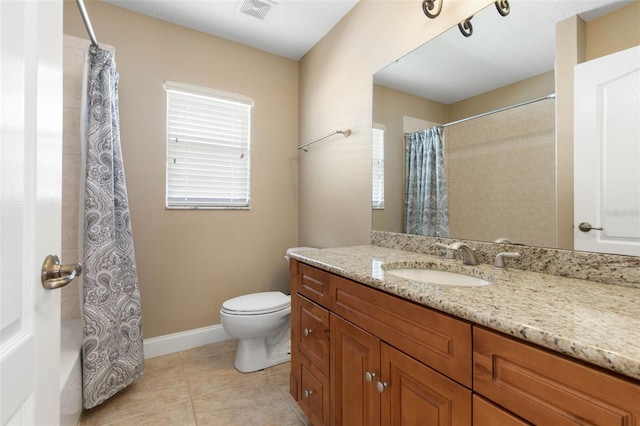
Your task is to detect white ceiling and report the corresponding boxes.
[102,0,359,60]
[374,0,634,105]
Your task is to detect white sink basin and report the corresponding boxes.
[385,268,491,287]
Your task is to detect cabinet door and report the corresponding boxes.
[381,343,471,426]
[331,314,381,426]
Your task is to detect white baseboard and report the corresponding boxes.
[143,324,233,359]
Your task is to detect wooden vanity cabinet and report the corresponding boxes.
[290,260,472,426]
[291,260,640,425]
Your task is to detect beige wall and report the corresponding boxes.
[586,1,640,61]
[63,1,299,338]
[448,71,555,121]
[298,0,491,248]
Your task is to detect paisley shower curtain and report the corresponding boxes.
[81,47,144,409]
[404,126,450,237]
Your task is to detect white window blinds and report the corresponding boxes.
[372,125,385,209]
[165,82,253,209]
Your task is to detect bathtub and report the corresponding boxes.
[60,319,83,426]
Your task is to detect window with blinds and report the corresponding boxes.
[372,125,385,209]
[165,82,253,209]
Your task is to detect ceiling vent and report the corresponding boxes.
[237,0,278,21]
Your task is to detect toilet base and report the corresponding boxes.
[234,336,291,373]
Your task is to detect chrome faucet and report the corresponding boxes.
[444,242,480,266]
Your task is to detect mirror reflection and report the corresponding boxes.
[372,0,637,252]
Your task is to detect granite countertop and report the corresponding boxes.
[289,245,640,382]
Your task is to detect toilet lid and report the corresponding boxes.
[222,291,290,315]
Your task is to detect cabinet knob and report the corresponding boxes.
[376,381,388,393]
[303,389,313,398]
[364,371,377,382]
[303,328,312,336]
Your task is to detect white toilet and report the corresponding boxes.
[220,247,316,373]
[220,291,292,373]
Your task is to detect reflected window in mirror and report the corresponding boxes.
[372,124,385,210]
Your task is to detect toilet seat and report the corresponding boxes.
[221,291,290,315]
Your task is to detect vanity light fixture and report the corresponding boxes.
[422,0,443,19]
[456,0,510,37]
[495,0,510,17]
[458,16,474,37]
[423,0,510,20]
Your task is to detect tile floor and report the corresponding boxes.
[79,340,310,425]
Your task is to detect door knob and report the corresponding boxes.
[41,255,82,290]
[376,381,388,393]
[578,222,604,232]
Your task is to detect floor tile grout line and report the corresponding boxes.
[180,354,200,425]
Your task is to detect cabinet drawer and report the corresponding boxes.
[331,274,472,387]
[473,327,640,425]
[297,295,330,375]
[297,262,331,307]
[473,395,530,426]
[298,353,330,426]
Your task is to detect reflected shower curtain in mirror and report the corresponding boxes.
[404,126,450,237]
[81,47,144,409]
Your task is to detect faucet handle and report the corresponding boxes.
[434,243,456,261]
[494,252,521,269]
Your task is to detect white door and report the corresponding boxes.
[574,45,640,256]
[1,1,64,424]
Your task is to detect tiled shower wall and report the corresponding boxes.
[61,35,86,321]
[445,98,556,247]
[61,35,114,321]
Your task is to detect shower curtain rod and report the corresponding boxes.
[76,0,99,49]
[441,93,556,128]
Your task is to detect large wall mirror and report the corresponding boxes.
[372,0,638,254]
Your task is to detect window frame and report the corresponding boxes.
[372,124,385,210]
[165,81,253,210]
